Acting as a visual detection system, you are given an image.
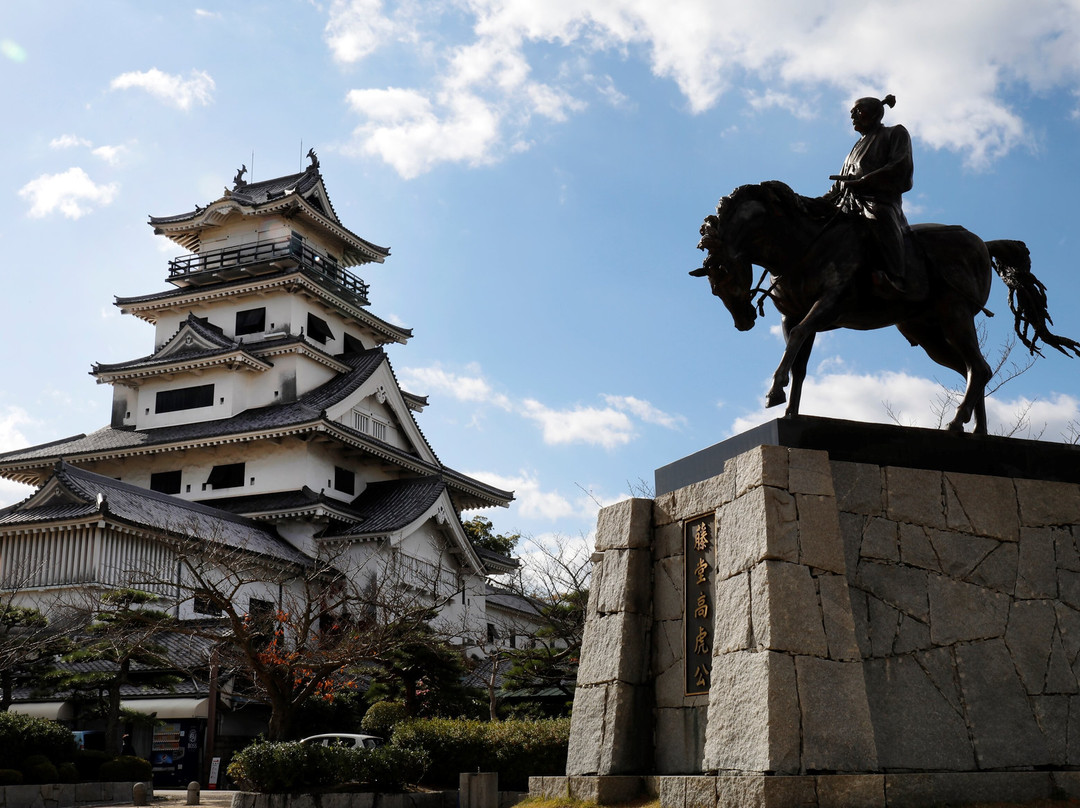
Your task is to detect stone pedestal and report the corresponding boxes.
[544,416,1080,808]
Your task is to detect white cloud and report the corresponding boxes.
[0,406,35,508]
[18,167,119,219]
[92,144,129,165]
[325,0,396,64]
[463,470,578,520]
[0,406,32,452]
[398,363,513,409]
[401,362,680,447]
[332,0,1080,175]
[345,87,501,179]
[520,399,635,448]
[729,363,1080,441]
[194,9,221,19]
[604,395,686,429]
[49,134,91,150]
[110,68,215,110]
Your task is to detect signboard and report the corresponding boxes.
[208,757,221,789]
[684,514,715,695]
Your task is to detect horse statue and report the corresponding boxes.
[691,181,1080,434]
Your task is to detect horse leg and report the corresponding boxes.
[767,294,839,409]
[786,330,815,417]
[900,315,991,434]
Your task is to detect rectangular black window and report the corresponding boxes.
[156,384,214,414]
[150,470,182,495]
[341,333,365,356]
[206,462,245,490]
[334,466,355,495]
[235,307,266,336]
[307,313,334,344]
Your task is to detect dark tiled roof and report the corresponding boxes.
[474,544,521,574]
[0,349,387,461]
[0,463,310,567]
[484,583,542,617]
[148,160,389,261]
[148,167,318,226]
[112,278,414,344]
[0,349,512,508]
[334,476,446,537]
[205,487,329,516]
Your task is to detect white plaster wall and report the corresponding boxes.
[133,370,238,430]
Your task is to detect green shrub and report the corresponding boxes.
[19,754,59,785]
[361,701,408,738]
[227,740,427,793]
[0,769,22,786]
[99,755,152,782]
[58,762,80,783]
[0,713,76,765]
[390,718,569,790]
[391,718,486,787]
[73,749,110,780]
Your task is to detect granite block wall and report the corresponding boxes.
[567,441,1080,785]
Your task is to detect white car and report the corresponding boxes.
[300,733,384,749]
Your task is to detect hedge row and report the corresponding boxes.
[391,717,570,791]
[227,741,428,793]
[0,714,151,785]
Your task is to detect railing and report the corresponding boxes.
[167,237,369,305]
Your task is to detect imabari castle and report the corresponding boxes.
[0,153,531,784]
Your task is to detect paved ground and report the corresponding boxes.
[99,788,237,807]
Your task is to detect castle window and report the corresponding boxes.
[150,470,182,495]
[156,384,214,414]
[235,307,266,336]
[342,333,365,356]
[206,462,245,490]
[353,411,388,441]
[334,466,355,495]
[307,313,334,344]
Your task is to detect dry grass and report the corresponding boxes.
[515,797,660,808]
[515,798,1080,808]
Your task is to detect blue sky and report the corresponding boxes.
[2,1,1080,547]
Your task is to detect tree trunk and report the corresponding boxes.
[105,676,123,756]
[488,651,499,722]
[0,669,11,712]
[266,704,293,741]
[402,677,418,716]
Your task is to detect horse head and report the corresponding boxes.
[690,186,769,331]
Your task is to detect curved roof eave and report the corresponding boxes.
[150,194,389,267]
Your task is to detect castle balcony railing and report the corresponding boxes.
[167,237,369,306]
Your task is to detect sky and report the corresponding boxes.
[2,0,1080,549]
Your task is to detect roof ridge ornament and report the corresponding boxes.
[233,164,248,189]
[307,148,319,172]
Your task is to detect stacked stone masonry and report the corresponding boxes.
[562,442,1080,807]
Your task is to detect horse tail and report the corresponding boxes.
[987,239,1080,358]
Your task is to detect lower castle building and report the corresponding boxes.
[0,154,517,785]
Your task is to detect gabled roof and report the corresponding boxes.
[0,350,513,510]
[207,478,495,575]
[91,314,359,383]
[91,314,275,382]
[334,476,447,538]
[113,273,413,346]
[0,462,310,567]
[149,152,389,267]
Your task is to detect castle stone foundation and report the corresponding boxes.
[538,416,1080,807]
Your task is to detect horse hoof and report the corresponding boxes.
[766,391,787,408]
[946,422,965,434]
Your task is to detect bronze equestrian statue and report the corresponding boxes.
[691,98,1079,435]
